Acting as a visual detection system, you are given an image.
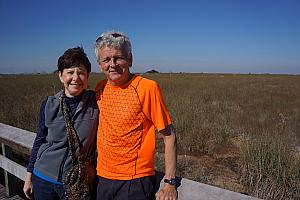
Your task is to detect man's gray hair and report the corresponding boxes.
[94,31,132,63]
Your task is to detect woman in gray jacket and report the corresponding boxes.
[23,47,98,200]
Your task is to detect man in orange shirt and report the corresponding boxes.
[94,31,177,200]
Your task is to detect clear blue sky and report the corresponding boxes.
[0,0,299,74]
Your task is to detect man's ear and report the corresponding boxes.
[128,53,133,67]
[98,65,103,72]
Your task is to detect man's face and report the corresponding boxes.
[98,46,132,86]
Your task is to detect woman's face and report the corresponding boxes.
[59,66,89,97]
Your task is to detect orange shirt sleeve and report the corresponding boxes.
[138,79,172,132]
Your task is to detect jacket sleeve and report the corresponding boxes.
[27,99,48,172]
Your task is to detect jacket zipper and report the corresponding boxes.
[58,148,69,182]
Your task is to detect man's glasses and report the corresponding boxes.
[96,33,123,43]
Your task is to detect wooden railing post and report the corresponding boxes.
[1,142,10,197]
[1,143,18,197]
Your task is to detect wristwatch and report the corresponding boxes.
[164,178,176,186]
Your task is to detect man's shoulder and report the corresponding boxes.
[95,79,108,100]
[132,75,159,90]
[95,79,108,91]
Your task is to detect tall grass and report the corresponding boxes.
[145,73,300,199]
[1,73,300,199]
[240,131,300,199]
[0,73,104,131]
[0,74,60,131]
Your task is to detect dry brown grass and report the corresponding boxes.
[147,73,300,199]
[1,73,300,199]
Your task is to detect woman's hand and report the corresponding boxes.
[23,172,33,199]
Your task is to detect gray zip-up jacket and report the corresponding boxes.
[34,90,99,182]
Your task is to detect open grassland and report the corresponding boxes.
[1,73,300,199]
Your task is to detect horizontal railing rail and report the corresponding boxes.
[0,123,261,200]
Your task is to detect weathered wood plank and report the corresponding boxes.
[0,123,35,156]
[154,171,262,200]
[177,178,261,200]
[0,155,26,181]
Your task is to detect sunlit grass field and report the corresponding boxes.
[1,73,300,199]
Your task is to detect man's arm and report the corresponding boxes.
[156,125,177,200]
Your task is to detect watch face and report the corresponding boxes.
[164,178,176,185]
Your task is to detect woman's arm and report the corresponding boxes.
[26,99,48,172]
[23,172,33,199]
[23,99,48,199]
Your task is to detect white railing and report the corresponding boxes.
[0,123,261,200]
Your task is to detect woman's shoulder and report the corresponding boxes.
[42,91,62,111]
[46,90,63,101]
[82,90,98,107]
[39,97,48,112]
[84,89,96,96]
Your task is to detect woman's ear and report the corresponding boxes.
[58,71,64,83]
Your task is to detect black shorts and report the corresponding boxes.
[96,175,156,200]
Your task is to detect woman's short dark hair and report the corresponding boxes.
[57,46,91,73]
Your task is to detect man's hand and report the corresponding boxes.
[23,172,33,199]
[156,184,177,200]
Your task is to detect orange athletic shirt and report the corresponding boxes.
[95,75,172,180]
